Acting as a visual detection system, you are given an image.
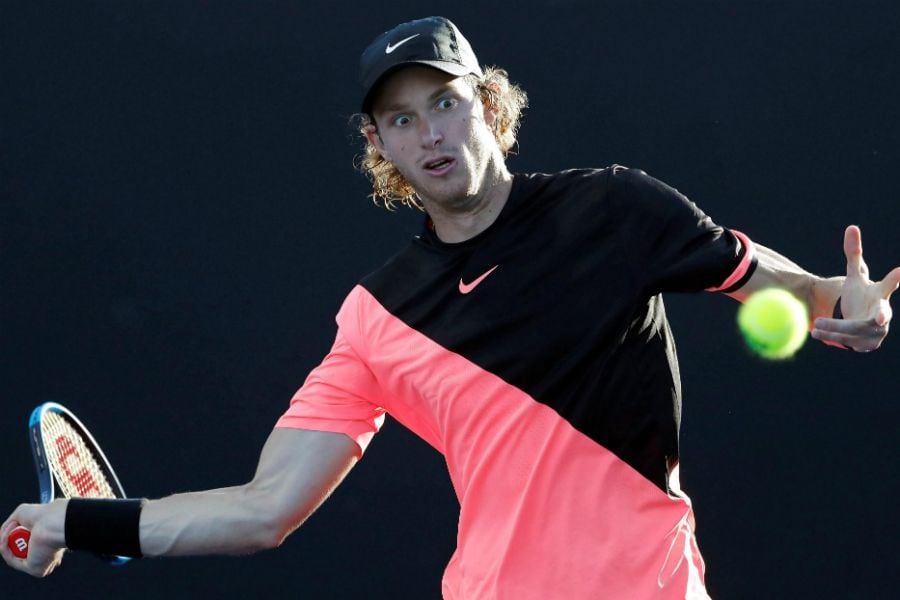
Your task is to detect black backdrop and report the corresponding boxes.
[2,1,899,598]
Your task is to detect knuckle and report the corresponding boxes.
[14,502,36,520]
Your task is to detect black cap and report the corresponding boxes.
[359,16,483,114]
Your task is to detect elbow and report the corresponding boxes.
[239,486,304,553]
[251,522,288,552]
[254,515,300,552]
[227,516,289,555]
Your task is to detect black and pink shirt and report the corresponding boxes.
[277,166,757,599]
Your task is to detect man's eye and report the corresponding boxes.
[437,98,457,110]
[393,115,411,127]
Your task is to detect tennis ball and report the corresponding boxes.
[737,288,809,359]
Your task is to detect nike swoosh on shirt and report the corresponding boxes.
[385,34,419,54]
[459,265,499,294]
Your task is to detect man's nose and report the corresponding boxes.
[418,117,443,148]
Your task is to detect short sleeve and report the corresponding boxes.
[275,326,386,458]
[610,167,757,295]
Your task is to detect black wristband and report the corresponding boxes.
[65,498,144,558]
[832,296,844,319]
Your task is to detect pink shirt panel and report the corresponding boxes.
[280,285,709,599]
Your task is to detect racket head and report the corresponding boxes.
[28,402,130,565]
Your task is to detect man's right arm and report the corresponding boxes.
[140,427,359,556]
[1,427,359,576]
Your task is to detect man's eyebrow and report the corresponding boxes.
[427,82,457,102]
[378,83,459,114]
[378,101,409,114]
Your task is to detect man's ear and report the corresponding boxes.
[481,82,502,127]
[364,124,392,162]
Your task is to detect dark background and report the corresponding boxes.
[2,1,898,598]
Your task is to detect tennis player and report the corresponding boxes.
[3,16,898,599]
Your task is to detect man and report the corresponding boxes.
[2,15,898,599]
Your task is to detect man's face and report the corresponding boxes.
[367,66,501,212]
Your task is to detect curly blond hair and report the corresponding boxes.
[353,66,528,210]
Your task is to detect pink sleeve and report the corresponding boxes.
[705,229,757,292]
[275,298,385,457]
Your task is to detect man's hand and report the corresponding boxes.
[1,500,68,577]
[811,225,900,352]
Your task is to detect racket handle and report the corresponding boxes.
[8,526,31,559]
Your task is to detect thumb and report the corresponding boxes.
[875,303,892,327]
[879,266,900,301]
[7,504,42,531]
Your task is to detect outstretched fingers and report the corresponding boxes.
[844,225,870,280]
[824,225,897,352]
[879,266,900,301]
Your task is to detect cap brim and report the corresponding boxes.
[361,60,480,114]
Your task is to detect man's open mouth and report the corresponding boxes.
[425,157,454,171]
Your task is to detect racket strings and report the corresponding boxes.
[41,412,116,499]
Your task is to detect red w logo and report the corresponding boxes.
[55,436,101,496]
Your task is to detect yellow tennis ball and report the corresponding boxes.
[737,288,809,359]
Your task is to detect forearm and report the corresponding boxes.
[139,484,280,557]
[140,428,358,557]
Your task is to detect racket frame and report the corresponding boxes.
[28,401,131,565]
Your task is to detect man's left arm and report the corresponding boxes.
[726,225,900,352]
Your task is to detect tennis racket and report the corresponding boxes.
[7,402,131,565]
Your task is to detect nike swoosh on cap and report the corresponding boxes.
[385,34,419,54]
[459,265,499,294]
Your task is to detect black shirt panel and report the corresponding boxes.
[360,166,746,492]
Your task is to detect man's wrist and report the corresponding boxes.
[36,499,69,549]
[809,275,844,322]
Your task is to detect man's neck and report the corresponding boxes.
[423,169,514,243]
